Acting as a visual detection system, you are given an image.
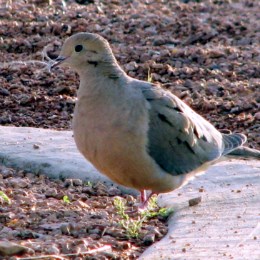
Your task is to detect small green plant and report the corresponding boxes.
[113,197,145,238]
[63,195,71,204]
[113,197,129,220]
[85,181,93,188]
[113,196,173,238]
[119,216,146,239]
[158,207,174,218]
[0,191,11,204]
[141,195,174,219]
[147,67,153,83]
[148,194,158,209]
[143,206,174,219]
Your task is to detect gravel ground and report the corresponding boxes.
[0,0,259,259]
[0,165,169,259]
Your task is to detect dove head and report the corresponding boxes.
[52,32,117,73]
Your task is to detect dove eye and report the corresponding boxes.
[75,45,83,52]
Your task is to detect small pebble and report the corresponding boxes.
[143,233,155,246]
[0,241,32,256]
[9,178,29,188]
[188,197,202,207]
[33,144,40,149]
[72,179,83,186]
[45,245,60,255]
[45,188,58,198]
[64,179,73,187]
[108,186,122,196]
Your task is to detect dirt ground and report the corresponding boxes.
[0,0,259,259]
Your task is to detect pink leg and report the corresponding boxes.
[140,190,147,204]
[139,191,157,209]
[126,191,157,213]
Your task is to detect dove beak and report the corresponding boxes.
[51,56,68,69]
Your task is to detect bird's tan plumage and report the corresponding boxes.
[52,32,260,201]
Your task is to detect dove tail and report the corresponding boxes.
[222,133,247,155]
[227,146,260,159]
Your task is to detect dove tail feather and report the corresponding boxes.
[222,133,247,155]
[227,146,260,159]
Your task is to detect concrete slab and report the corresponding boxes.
[0,126,135,194]
[140,160,260,260]
[0,126,259,259]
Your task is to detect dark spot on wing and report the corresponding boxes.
[193,126,200,139]
[165,105,183,113]
[176,137,182,144]
[175,107,182,113]
[158,113,173,127]
[193,126,208,142]
[184,141,195,154]
[173,137,195,154]
[201,135,207,142]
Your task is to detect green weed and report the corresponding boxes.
[63,195,71,204]
[0,191,11,204]
[147,67,153,83]
[113,195,173,238]
[85,181,93,188]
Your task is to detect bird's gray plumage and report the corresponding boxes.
[135,82,247,176]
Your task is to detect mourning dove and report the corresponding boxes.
[51,32,260,205]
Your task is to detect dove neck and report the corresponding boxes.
[77,61,128,97]
[77,58,126,78]
[101,60,126,79]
